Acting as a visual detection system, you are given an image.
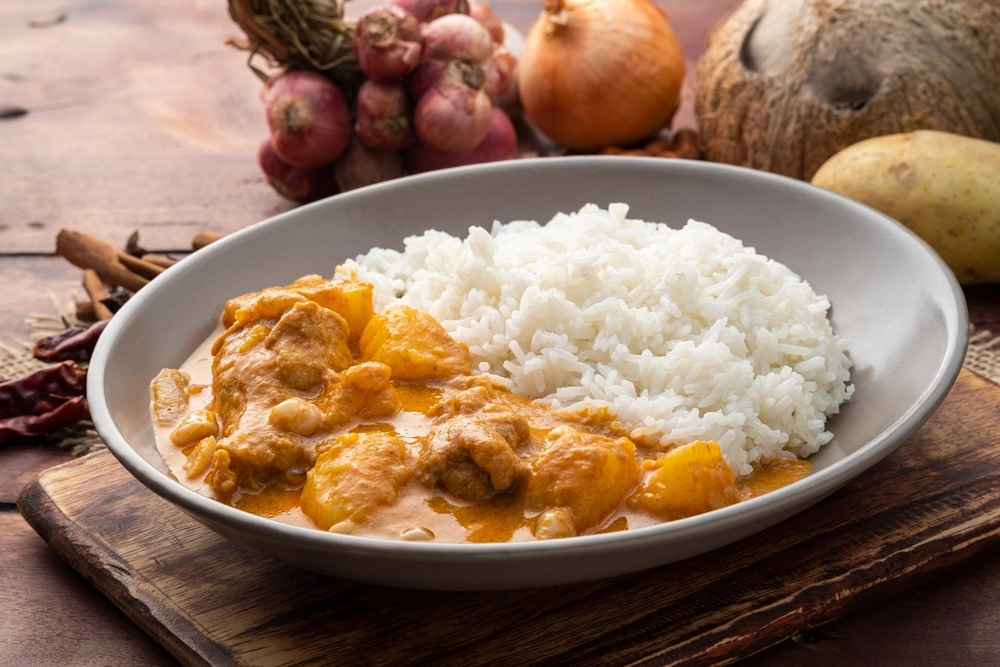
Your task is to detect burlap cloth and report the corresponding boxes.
[2,325,999,458]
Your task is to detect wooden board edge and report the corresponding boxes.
[637,484,1000,666]
[15,458,234,667]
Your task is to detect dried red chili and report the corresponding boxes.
[0,396,90,440]
[0,361,89,442]
[33,320,108,363]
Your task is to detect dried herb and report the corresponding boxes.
[33,320,109,363]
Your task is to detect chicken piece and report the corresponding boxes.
[431,384,493,417]
[626,440,739,520]
[418,409,532,502]
[222,277,374,343]
[264,301,354,387]
[360,304,471,381]
[150,369,191,428]
[315,361,401,426]
[206,296,382,499]
[525,426,640,538]
[301,431,411,531]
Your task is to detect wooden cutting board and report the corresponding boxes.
[17,368,1000,667]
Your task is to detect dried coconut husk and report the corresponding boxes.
[695,0,1000,181]
[227,0,359,82]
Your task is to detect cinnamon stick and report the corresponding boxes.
[75,299,96,323]
[192,231,225,250]
[56,230,148,293]
[116,250,164,279]
[81,270,115,321]
[140,254,178,269]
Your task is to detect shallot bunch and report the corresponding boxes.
[254,1,518,201]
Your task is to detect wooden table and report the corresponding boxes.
[2,0,1000,664]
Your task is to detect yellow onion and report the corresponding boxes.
[517,0,685,150]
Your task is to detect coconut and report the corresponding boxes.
[694,0,1000,181]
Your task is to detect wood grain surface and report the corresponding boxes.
[0,0,737,254]
[0,513,176,667]
[17,368,1000,667]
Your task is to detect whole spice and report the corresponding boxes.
[81,269,115,321]
[0,361,89,442]
[33,320,109,363]
[56,229,149,293]
[263,70,352,169]
[353,7,423,81]
[192,232,226,250]
[517,0,685,150]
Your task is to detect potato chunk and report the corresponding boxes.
[360,304,471,381]
[222,277,374,342]
[301,432,411,530]
[626,440,739,520]
[525,426,640,537]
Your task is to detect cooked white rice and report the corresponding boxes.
[336,203,853,476]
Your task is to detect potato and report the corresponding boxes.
[811,130,1000,284]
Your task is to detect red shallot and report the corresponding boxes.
[422,14,493,63]
[335,139,406,192]
[258,139,318,201]
[392,0,469,23]
[414,79,492,152]
[263,71,351,169]
[355,80,415,151]
[483,44,516,101]
[409,58,485,100]
[407,107,516,172]
[354,7,423,81]
[469,3,504,43]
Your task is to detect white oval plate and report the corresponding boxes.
[89,157,967,590]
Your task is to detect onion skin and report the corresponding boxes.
[392,0,469,23]
[334,139,406,192]
[257,139,318,201]
[414,79,493,153]
[263,71,352,169]
[517,0,685,150]
[406,107,516,172]
[422,14,494,63]
[409,58,485,100]
[355,80,415,151]
[354,7,423,81]
[469,3,504,43]
[483,44,516,101]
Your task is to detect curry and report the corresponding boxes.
[151,275,810,543]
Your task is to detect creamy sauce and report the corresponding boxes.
[153,326,812,543]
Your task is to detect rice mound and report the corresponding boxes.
[337,203,853,476]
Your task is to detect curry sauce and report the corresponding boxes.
[151,275,811,543]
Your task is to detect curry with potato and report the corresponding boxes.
[151,275,810,542]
